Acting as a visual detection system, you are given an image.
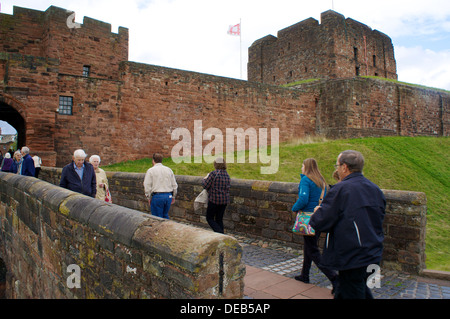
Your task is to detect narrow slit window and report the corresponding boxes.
[83,65,90,77]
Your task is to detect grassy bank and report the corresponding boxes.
[103,136,449,271]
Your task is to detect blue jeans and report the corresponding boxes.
[150,193,172,219]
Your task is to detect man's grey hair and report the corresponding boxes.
[21,146,30,154]
[89,155,101,163]
[338,150,365,173]
[73,149,87,158]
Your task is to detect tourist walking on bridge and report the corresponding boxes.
[292,158,338,292]
[0,153,13,172]
[60,149,97,198]
[11,151,22,174]
[143,153,178,219]
[20,146,35,177]
[89,155,112,203]
[202,157,231,234]
[310,150,386,299]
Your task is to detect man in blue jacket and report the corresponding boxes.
[60,149,97,198]
[20,146,35,177]
[310,150,386,299]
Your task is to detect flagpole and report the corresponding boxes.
[239,18,242,79]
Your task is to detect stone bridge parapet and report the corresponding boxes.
[39,167,427,275]
[0,172,244,299]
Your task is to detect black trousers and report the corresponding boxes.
[335,266,374,299]
[206,201,227,233]
[301,232,337,283]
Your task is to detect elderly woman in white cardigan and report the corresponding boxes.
[89,155,112,202]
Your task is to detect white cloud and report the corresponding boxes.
[396,46,450,90]
[0,121,17,135]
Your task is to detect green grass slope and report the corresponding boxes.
[104,136,449,271]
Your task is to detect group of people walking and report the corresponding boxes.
[15,146,383,299]
[142,153,230,235]
[0,146,40,177]
[141,148,385,299]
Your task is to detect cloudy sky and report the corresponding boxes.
[1,0,450,133]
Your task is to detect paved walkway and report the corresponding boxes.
[236,235,450,299]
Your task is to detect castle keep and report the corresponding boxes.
[0,6,448,167]
[248,10,397,85]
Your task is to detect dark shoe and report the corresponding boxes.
[294,275,310,284]
[331,277,339,295]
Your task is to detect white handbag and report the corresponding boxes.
[194,189,209,210]
[194,173,213,210]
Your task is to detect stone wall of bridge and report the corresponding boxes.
[40,167,427,275]
[0,172,244,299]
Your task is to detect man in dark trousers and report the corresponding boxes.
[60,149,97,198]
[310,150,386,299]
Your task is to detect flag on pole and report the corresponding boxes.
[227,20,242,79]
[227,23,241,36]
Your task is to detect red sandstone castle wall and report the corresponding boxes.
[397,85,448,137]
[54,74,123,166]
[309,78,448,138]
[41,8,128,80]
[0,7,45,58]
[0,6,128,80]
[0,53,60,165]
[51,62,318,166]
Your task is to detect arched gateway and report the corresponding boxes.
[0,93,57,166]
[0,98,26,148]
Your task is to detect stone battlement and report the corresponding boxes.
[0,6,128,80]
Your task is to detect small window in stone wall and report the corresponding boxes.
[58,96,73,115]
[83,65,90,77]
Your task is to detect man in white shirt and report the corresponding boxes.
[143,153,178,219]
[32,154,42,178]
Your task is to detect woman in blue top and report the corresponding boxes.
[292,158,337,293]
[11,151,23,174]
